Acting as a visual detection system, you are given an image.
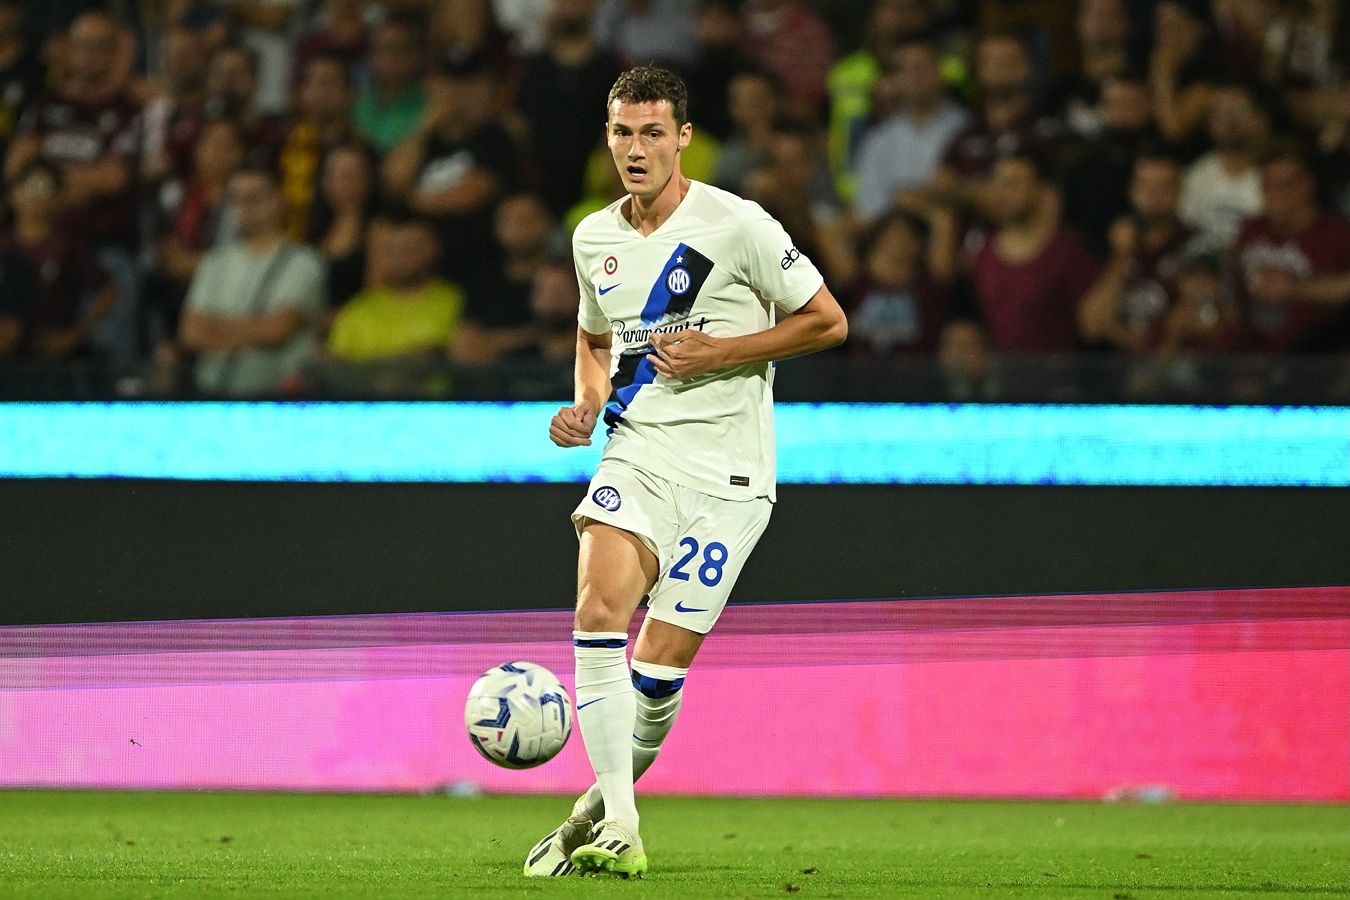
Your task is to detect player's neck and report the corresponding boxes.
[625,175,691,236]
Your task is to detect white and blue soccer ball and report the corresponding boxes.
[464,661,572,769]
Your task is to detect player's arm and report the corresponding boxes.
[646,284,847,380]
[549,326,612,448]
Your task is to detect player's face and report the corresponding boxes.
[607,99,692,203]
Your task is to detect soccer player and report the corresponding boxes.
[527,66,847,879]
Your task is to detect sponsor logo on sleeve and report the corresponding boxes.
[781,247,800,269]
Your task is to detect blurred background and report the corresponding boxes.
[0,0,1347,805]
[0,0,1348,402]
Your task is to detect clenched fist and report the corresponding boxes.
[550,404,598,447]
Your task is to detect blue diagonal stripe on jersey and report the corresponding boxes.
[605,243,715,433]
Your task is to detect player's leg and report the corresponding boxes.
[573,521,657,827]
[567,521,657,877]
[526,521,656,877]
[573,618,704,822]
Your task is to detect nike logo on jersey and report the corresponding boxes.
[576,697,606,710]
[673,600,708,613]
[598,283,621,295]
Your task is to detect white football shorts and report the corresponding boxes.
[571,459,772,635]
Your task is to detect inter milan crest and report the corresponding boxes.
[666,267,691,295]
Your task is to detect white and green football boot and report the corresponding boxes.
[569,819,647,878]
[522,802,593,877]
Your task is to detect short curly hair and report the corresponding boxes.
[606,65,689,125]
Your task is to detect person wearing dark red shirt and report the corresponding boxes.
[203,43,287,169]
[1232,145,1350,352]
[142,25,210,186]
[958,151,1102,354]
[1079,154,1197,353]
[6,11,140,254]
[5,10,139,363]
[2,159,115,361]
[926,32,1062,218]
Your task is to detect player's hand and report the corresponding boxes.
[646,329,729,380]
[549,403,598,447]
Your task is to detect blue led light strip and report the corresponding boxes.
[0,402,1344,486]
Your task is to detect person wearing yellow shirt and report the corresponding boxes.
[327,214,464,362]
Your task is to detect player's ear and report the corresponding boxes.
[678,122,692,152]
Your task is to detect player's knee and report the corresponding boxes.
[574,585,630,633]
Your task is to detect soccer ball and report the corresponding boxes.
[464,661,572,769]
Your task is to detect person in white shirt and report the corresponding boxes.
[527,65,847,880]
[1178,83,1269,250]
[853,35,970,222]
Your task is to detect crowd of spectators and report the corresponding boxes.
[0,0,1347,398]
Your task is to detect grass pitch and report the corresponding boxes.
[0,792,1345,899]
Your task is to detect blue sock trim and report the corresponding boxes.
[631,670,685,698]
[574,637,628,649]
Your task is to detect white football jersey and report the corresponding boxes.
[573,180,824,501]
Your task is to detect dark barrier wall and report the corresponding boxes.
[2,480,1347,625]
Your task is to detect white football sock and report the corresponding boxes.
[579,659,687,822]
[573,631,639,830]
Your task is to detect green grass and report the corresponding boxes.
[0,792,1345,899]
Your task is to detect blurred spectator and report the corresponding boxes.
[1258,0,1340,88]
[1314,82,1350,216]
[1148,0,1219,146]
[958,151,1101,353]
[150,118,246,343]
[279,52,356,242]
[7,11,142,364]
[853,36,970,223]
[292,0,369,89]
[1047,0,1136,141]
[563,143,626,233]
[740,0,836,125]
[453,191,558,363]
[827,0,936,205]
[743,126,855,286]
[515,0,620,217]
[0,241,35,360]
[528,252,582,361]
[846,209,950,355]
[179,167,325,396]
[594,0,699,69]
[1233,144,1350,352]
[2,159,116,361]
[928,31,1061,217]
[313,144,375,309]
[1079,154,1197,351]
[430,0,514,74]
[682,0,743,141]
[384,54,514,285]
[352,14,427,154]
[1061,74,1162,254]
[142,26,211,185]
[492,0,553,57]
[1178,83,1269,249]
[327,212,464,363]
[1156,247,1239,353]
[204,43,287,167]
[225,0,303,115]
[0,0,43,165]
[711,69,782,195]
